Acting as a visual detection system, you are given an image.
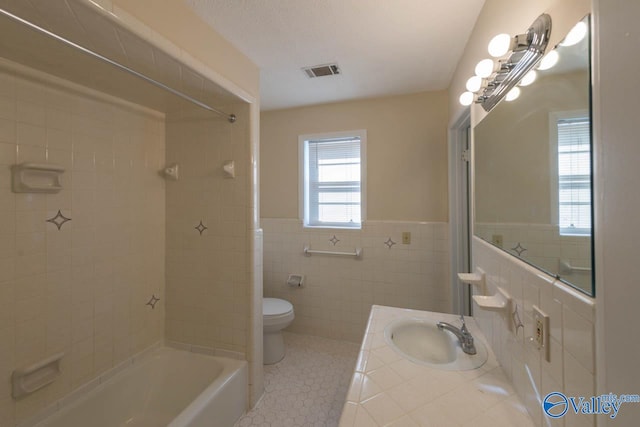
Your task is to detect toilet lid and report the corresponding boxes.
[263,298,293,317]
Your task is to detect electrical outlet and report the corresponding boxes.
[535,318,544,347]
[533,305,550,362]
[402,232,411,244]
[492,234,503,248]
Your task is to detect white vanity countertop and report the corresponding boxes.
[339,305,536,427]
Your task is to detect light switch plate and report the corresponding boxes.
[402,232,411,244]
[532,304,550,362]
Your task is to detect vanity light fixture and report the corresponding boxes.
[487,30,532,58]
[559,21,587,46]
[519,70,537,86]
[474,59,495,78]
[466,76,483,92]
[459,91,475,106]
[458,14,552,111]
[487,33,511,57]
[505,87,521,101]
[537,50,559,70]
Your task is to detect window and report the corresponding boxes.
[299,130,366,228]
[556,115,591,236]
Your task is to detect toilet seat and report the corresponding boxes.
[263,298,294,327]
[263,298,293,316]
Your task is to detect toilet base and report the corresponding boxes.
[263,331,285,365]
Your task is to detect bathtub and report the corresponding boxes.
[35,347,248,427]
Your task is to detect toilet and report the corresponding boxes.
[263,298,294,364]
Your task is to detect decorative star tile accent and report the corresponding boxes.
[146,294,160,309]
[46,210,71,230]
[195,220,207,235]
[329,235,340,246]
[384,237,396,249]
[512,242,527,256]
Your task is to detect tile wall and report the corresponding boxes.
[164,106,253,356]
[262,219,451,342]
[0,62,166,425]
[475,222,592,293]
[472,237,596,427]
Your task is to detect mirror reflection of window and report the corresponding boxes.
[556,115,591,236]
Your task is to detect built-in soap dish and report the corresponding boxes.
[11,163,65,193]
[12,352,64,399]
[472,286,512,313]
[457,269,486,294]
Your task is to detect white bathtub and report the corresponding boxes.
[35,347,248,427]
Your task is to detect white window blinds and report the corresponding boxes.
[557,117,591,235]
[302,134,363,228]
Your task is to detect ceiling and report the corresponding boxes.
[188,0,486,111]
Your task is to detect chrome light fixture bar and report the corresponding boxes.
[459,14,552,111]
[479,14,552,111]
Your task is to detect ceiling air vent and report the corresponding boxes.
[302,63,340,78]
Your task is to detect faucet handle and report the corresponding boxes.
[459,314,469,333]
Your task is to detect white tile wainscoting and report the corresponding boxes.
[472,237,596,427]
[262,219,451,342]
[475,222,592,294]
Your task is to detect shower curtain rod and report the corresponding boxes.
[0,8,237,123]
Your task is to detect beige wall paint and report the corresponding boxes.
[475,71,589,224]
[111,0,260,100]
[261,91,449,222]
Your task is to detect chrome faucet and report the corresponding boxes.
[437,314,477,355]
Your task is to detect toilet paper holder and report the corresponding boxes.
[287,274,304,287]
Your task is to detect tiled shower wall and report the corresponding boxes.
[164,106,252,356]
[262,218,451,342]
[472,238,595,427]
[0,63,165,425]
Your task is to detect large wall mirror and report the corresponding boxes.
[474,15,593,295]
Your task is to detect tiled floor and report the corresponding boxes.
[235,332,360,427]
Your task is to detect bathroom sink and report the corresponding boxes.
[384,317,488,371]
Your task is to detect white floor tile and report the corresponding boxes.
[235,332,359,427]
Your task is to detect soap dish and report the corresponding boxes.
[457,269,486,294]
[472,286,512,313]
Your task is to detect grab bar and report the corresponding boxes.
[303,245,362,259]
[559,259,592,274]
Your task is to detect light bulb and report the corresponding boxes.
[459,91,474,106]
[466,76,482,93]
[538,50,559,71]
[488,33,511,57]
[560,21,587,47]
[475,59,495,78]
[505,87,521,101]
[519,70,537,86]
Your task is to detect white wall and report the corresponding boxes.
[593,1,640,425]
[263,219,450,342]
